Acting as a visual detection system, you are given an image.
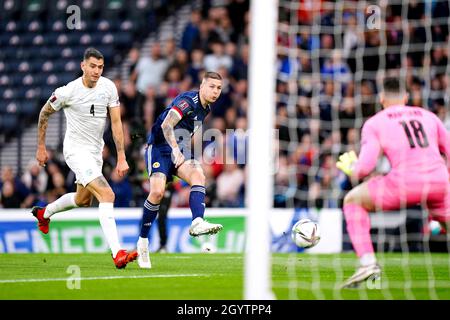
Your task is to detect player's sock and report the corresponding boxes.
[140,200,160,238]
[189,185,206,220]
[360,253,377,267]
[343,204,375,259]
[44,192,78,218]
[98,202,121,258]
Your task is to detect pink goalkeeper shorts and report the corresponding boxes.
[367,172,450,223]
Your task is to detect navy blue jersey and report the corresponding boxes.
[147,91,210,150]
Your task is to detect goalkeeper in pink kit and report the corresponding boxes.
[336,77,450,288]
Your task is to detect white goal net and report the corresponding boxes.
[246,0,450,300]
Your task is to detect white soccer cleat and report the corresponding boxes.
[341,263,381,289]
[137,237,152,269]
[189,217,223,237]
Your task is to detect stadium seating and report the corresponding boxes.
[0,0,173,142]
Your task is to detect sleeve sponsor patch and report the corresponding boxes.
[50,93,57,103]
[178,100,189,111]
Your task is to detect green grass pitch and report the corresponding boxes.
[0,253,448,300]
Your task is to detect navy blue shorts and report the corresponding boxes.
[144,144,191,181]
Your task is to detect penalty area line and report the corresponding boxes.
[0,274,209,284]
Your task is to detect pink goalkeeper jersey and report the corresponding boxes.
[354,105,450,182]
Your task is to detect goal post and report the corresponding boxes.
[244,0,278,300]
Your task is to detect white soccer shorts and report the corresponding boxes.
[64,149,103,187]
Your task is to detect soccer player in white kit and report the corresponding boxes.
[32,48,138,269]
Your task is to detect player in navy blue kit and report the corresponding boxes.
[136,72,224,268]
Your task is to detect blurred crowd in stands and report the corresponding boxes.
[1,0,250,209]
[274,0,450,209]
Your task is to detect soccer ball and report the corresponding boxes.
[291,218,321,248]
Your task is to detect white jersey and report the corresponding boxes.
[48,76,120,154]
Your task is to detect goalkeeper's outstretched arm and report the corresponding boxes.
[337,122,381,180]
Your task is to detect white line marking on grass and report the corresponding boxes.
[271,280,450,290]
[167,255,242,259]
[0,274,208,284]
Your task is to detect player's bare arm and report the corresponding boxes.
[36,102,57,166]
[109,106,129,177]
[161,109,185,168]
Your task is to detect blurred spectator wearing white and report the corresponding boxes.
[204,40,233,72]
[216,163,245,207]
[22,160,48,195]
[133,42,168,94]
[131,42,169,120]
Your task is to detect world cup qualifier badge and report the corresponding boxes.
[178,100,189,111]
[152,162,160,168]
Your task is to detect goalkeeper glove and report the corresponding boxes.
[336,150,358,176]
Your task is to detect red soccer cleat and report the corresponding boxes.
[31,206,50,234]
[113,249,139,269]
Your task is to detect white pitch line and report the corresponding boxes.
[0,274,208,284]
